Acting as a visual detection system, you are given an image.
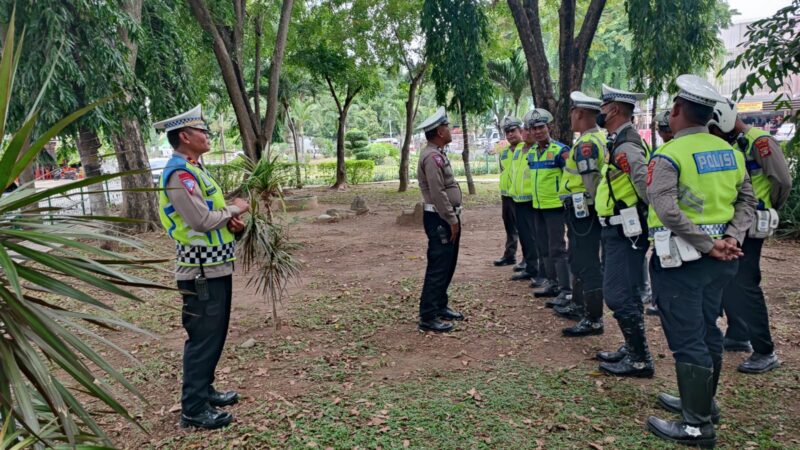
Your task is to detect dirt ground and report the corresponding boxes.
[98,182,800,449]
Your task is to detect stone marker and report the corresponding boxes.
[396,202,424,226]
[350,195,369,215]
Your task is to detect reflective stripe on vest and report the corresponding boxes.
[499,143,518,197]
[158,155,236,267]
[740,127,774,209]
[647,133,746,238]
[559,131,606,196]
[508,146,534,202]
[530,141,569,209]
[595,128,647,217]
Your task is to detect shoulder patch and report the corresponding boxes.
[432,153,445,168]
[581,142,594,158]
[615,152,631,173]
[647,160,656,186]
[178,171,197,194]
[754,137,771,158]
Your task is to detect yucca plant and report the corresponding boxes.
[1,12,166,448]
[236,156,301,327]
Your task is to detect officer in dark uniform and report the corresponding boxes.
[416,107,465,333]
[556,92,607,337]
[708,100,791,373]
[493,117,524,267]
[155,105,249,429]
[591,84,654,377]
[645,75,756,447]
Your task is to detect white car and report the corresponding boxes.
[775,123,796,142]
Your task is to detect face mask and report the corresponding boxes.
[595,113,608,128]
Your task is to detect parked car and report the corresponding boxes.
[149,158,170,184]
[775,123,796,142]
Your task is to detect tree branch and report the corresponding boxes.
[325,75,343,114]
[558,0,576,94]
[261,0,294,155]
[574,0,607,87]
[253,11,263,129]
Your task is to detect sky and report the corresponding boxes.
[726,0,793,22]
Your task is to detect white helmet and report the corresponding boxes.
[708,99,737,134]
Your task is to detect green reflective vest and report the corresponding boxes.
[530,140,570,209]
[595,127,647,217]
[158,155,236,267]
[508,145,534,202]
[740,127,774,209]
[499,142,519,197]
[647,133,746,238]
[559,131,606,197]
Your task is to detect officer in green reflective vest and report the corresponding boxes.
[525,108,572,301]
[557,92,608,339]
[645,75,756,448]
[708,100,791,373]
[155,105,250,430]
[592,84,653,377]
[493,117,524,268]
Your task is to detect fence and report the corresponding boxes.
[34,179,123,222]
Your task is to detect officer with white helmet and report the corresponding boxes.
[645,75,756,447]
[708,99,791,373]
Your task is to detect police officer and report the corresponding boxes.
[493,117,524,267]
[646,75,756,447]
[416,107,465,333]
[524,109,571,301]
[155,105,249,429]
[708,100,791,373]
[556,92,607,338]
[592,84,654,377]
[508,114,544,283]
[644,109,674,317]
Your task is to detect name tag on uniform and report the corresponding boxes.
[693,150,737,174]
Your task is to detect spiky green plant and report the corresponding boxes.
[0,11,167,448]
[236,156,301,327]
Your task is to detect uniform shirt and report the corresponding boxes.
[646,126,756,253]
[575,127,603,199]
[740,126,792,209]
[166,153,242,280]
[610,122,649,202]
[417,142,463,225]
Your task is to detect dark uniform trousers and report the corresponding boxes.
[721,236,774,354]
[501,195,519,260]
[419,211,461,320]
[652,255,738,367]
[601,227,648,319]
[565,206,602,292]
[532,207,568,288]
[178,275,233,415]
[513,201,541,277]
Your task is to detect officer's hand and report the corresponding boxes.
[232,197,250,214]
[450,222,460,243]
[708,239,739,261]
[227,216,245,233]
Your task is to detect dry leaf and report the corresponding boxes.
[588,443,603,450]
[403,440,410,448]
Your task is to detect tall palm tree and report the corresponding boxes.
[487,47,530,117]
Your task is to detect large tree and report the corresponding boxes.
[422,0,493,195]
[487,47,530,119]
[187,0,295,161]
[507,0,606,143]
[294,0,381,189]
[627,0,731,148]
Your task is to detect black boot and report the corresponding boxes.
[208,388,239,407]
[181,407,233,429]
[493,256,516,266]
[512,261,527,272]
[596,344,628,363]
[599,314,653,378]
[658,353,722,424]
[546,291,572,309]
[534,280,560,297]
[549,277,581,309]
[418,317,453,333]
[562,289,603,335]
[647,363,717,448]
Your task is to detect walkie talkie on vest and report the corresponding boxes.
[195,261,211,301]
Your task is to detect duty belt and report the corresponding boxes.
[423,204,463,215]
[176,241,235,265]
[598,215,624,227]
[649,223,727,238]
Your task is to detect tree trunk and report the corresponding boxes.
[460,107,476,195]
[76,127,108,217]
[333,109,348,189]
[112,119,159,230]
[285,103,303,189]
[650,94,658,150]
[261,0,295,157]
[398,69,424,192]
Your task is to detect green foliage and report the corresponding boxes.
[317,160,375,185]
[627,0,732,96]
[583,0,632,96]
[0,16,161,446]
[721,0,800,147]
[422,0,493,115]
[777,140,800,238]
[487,47,529,116]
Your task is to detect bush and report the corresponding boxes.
[777,140,800,238]
[316,159,375,185]
[344,129,369,156]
